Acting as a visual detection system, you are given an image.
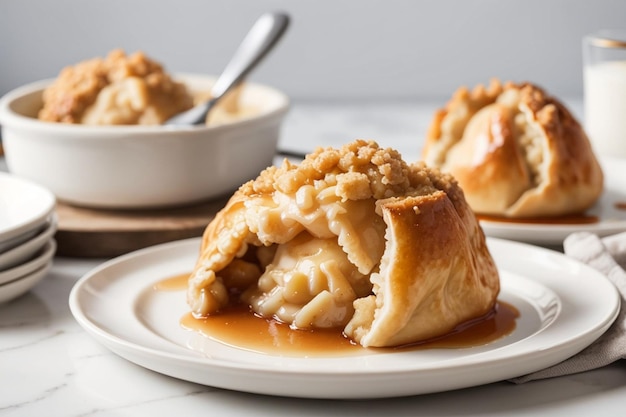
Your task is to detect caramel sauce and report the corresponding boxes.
[153,273,189,291]
[181,306,358,355]
[616,202,626,210]
[156,274,519,356]
[180,301,518,356]
[477,213,599,225]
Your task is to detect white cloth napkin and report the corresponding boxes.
[510,231,626,383]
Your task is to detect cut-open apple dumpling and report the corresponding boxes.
[187,140,500,348]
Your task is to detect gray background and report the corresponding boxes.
[0,0,624,101]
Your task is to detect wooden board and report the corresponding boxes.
[54,197,229,258]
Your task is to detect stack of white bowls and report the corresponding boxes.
[0,171,56,304]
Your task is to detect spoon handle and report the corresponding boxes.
[165,12,289,126]
[211,12,290,100]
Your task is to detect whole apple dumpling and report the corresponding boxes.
[422,79,604,218]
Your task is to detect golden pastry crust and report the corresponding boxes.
[422,79,604,218]
[188,139,500,348]
[38,49,193,125]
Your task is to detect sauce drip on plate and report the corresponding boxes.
[153,273,188,291]
[156,273,518,356]
[476,213,599,225]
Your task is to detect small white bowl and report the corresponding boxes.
[0,262,52,304]
[0,239,56,286]
[0,171,56,252]
[0,216,57,271]
[0,74,289,209]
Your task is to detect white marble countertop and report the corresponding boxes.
[2,100,626,417]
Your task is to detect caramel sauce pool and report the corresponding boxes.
[153,273,189,291]
[477,213,599,225]
[157,274,518,356]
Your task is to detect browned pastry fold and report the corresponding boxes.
[422,79,604,218]
[188,140,500,347]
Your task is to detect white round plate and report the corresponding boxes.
[0,215,57,271]
[0,239,56,285]
[69,237,620,399]
[0,261,52,304]
[0,172,56,251]
[480,157,626,245]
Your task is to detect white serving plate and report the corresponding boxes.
[69,237,620,399]
[480,157,626,245]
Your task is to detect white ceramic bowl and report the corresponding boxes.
[0,171,56,252]
[0,216,57,271]
[0,74,289,209]
[0,260,52,304]
[0,239,56,286]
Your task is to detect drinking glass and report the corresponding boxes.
[583,29,626,158]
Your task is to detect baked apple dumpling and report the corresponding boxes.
[187,140,500,348]
[422,80,604,218]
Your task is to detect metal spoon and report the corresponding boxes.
[164,11,290,126]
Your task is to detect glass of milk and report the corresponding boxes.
[583,30,626,158]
